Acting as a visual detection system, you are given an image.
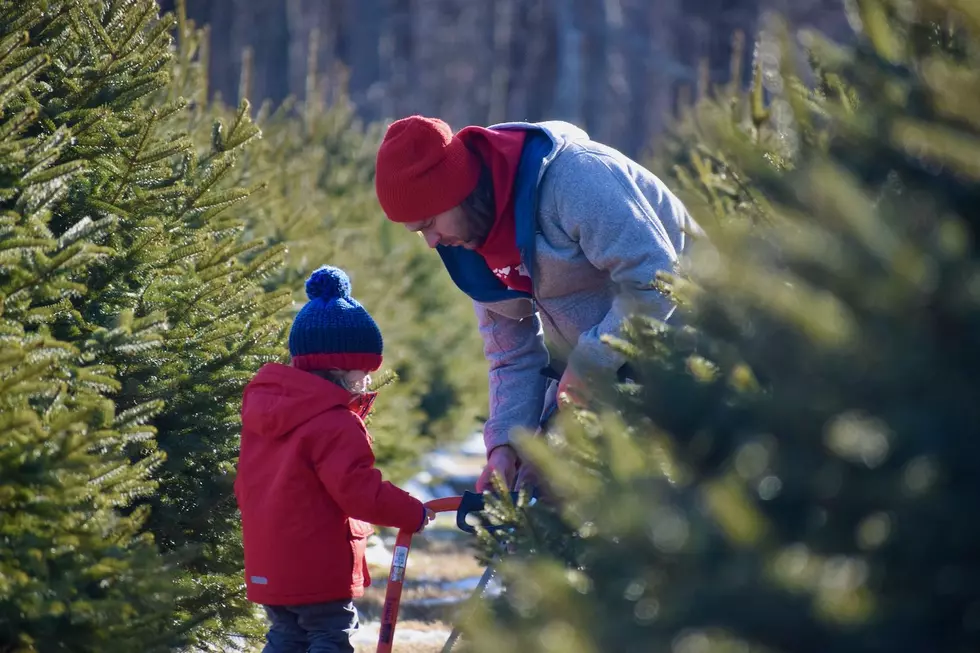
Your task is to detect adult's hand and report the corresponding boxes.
[557,365,588,407]
[514,459,541,494]
[476,444,518,493]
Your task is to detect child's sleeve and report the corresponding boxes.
[312,413,426,532]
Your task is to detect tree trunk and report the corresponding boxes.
[161,0,849,157]
[487,0,514,125]
[552,0,584,125]
[348,0,384,121]
[599,0,630,145]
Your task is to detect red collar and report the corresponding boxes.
[347,391,377,420]
[456,127,531,292]
[299,367,379,420]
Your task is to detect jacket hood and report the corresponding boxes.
[241,363,377,439]
[488,120,590,193]
[488,119,589,146]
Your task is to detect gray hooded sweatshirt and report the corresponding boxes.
[443,120,700,455]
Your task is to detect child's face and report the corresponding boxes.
[342,370,372,393]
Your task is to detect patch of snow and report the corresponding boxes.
[402,476,477,504]
[352,621,451,646]
[425,452,483,482]
[438,574,503,595]
[225,623,456,651]
[426,451,462,475]
[403,595,465,609]
[429,481,460,498]
[364,534,391,567]
[459,431,486,456]
[395,573,504,609]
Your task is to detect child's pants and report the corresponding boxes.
[261,600,359,653]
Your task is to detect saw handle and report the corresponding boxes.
[377,490,534,653]
[454,490,522,534]
[376,496,463,653]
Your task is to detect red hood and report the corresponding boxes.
[241,363,377,439]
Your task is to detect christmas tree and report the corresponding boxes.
[466,1,980,652]
[3,1,496,649]
[1,2,180,650]
[168,9,490,480]
[0,0,291,647]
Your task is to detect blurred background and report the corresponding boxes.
[160,0,850,157]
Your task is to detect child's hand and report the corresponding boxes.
[417,507,436,532]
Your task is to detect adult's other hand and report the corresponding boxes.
[476,444,518,493]
[557,366,588,407]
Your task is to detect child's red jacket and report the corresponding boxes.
[234,363,426,606]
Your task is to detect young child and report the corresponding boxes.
[234,265,433,653]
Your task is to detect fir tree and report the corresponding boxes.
[466,1,980,652]
[2,0,291,647]
[169,14,490,481]
[0,6,181,650]
[3,1,492,650]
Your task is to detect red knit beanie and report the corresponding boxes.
[375,115,482,224]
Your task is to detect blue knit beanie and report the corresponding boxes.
[288,266,383,373]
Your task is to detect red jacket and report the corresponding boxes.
[234,363,426,605]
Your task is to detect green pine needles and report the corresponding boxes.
[0,1,287,649]
[2,1,494,650]
[466,2,980,653]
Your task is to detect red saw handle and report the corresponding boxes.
[376,496,463,653]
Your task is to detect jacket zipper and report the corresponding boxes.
[522,245,571,352]
[522,133,573,353]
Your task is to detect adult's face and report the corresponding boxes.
[403,205,487,250]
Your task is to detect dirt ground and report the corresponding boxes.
[352,526,488,652]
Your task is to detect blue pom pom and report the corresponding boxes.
[305,265,352,301]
